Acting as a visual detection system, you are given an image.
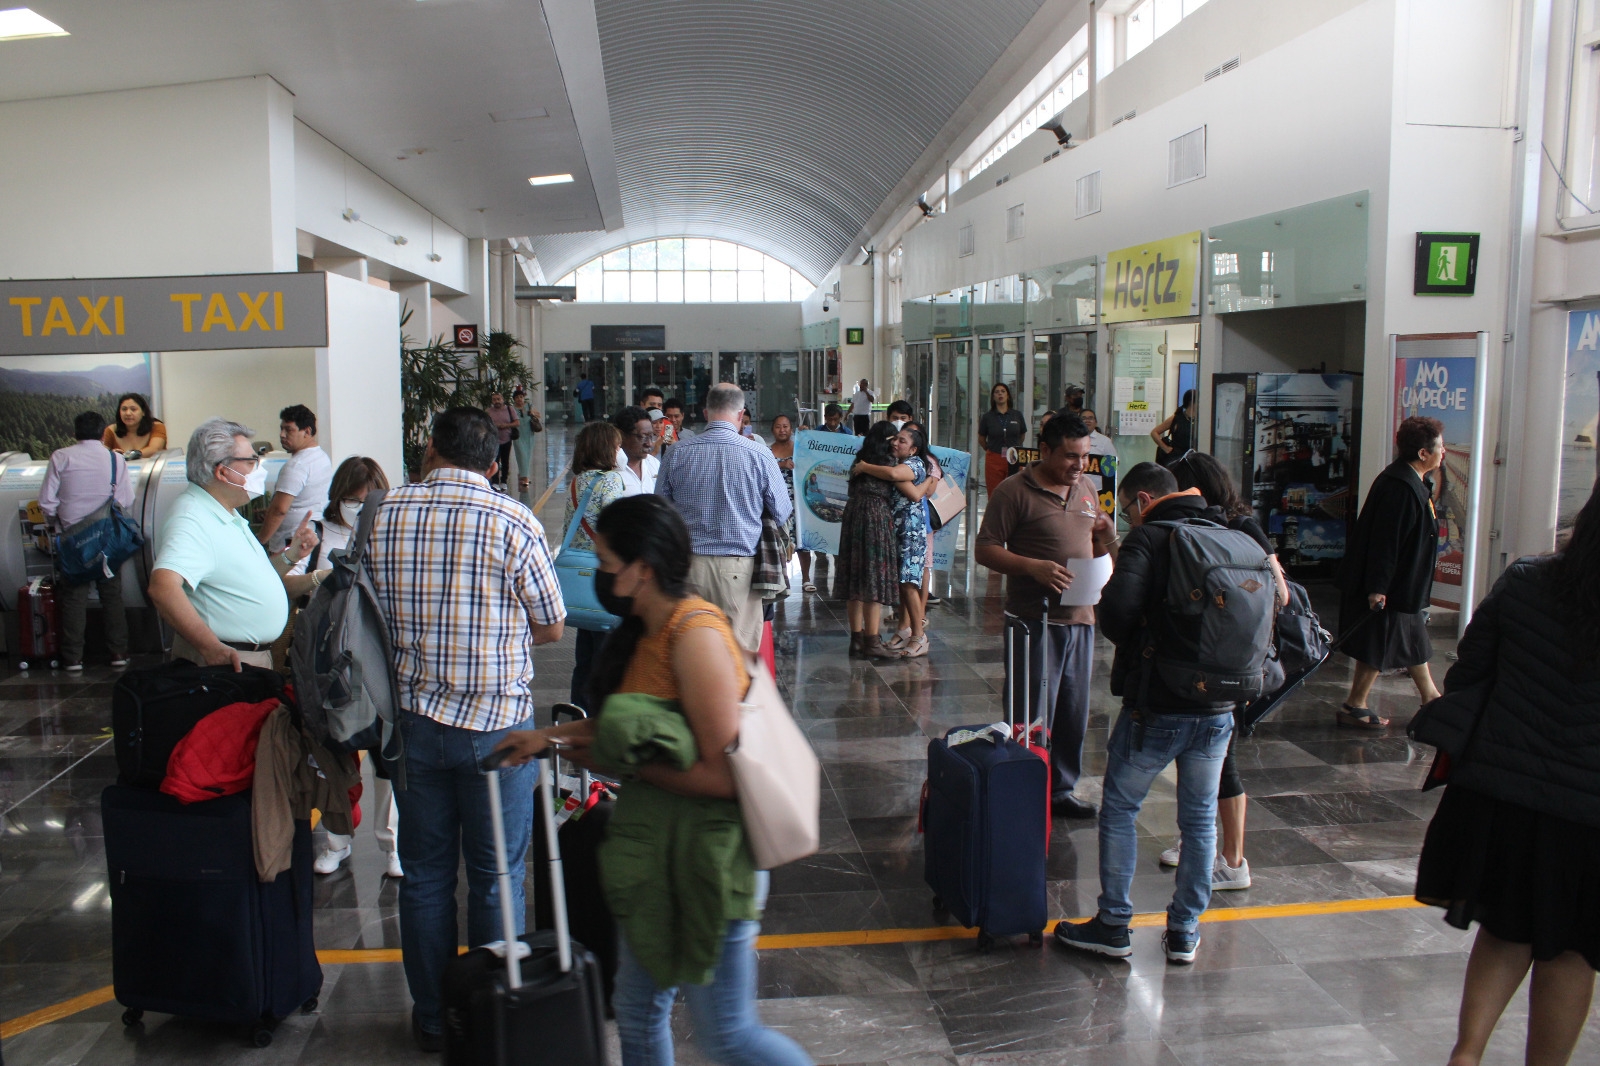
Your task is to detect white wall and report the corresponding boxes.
[294,121,471,295]
[540,303,803,353]
[0,77,296,278]
[156,347,318,454]
[317,274,403,485]
[801,265,874,386]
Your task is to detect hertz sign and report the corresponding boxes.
[0,272,329,356]
[1100,232,1202,324]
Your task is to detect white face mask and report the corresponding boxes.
[239,463,267,499]
[891,419,906,431]
[339,500,363,527]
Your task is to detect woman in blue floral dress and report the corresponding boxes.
[851,426,932,657]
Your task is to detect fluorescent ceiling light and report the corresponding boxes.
[527,173,574,186]
[0,7,68,39]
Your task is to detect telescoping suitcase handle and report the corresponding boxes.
[480,747,573,989]
[1003,601,1052,741]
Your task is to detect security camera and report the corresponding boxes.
[822,301,831,312]
[1039,119,1073,148]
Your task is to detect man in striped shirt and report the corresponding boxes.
[365,406,565,1051]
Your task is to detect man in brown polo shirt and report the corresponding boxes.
[976,411,1117,818]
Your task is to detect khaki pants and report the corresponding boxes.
[687,554,763,653]
[171,632,273,671]
[58,566,128,666]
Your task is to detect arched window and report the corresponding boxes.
[557,239,814,303]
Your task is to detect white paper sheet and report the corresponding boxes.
[1143,377,1164,412]
[1113,376,1136,405]
[1060,553,1114,606]
[1119,409,1160,437]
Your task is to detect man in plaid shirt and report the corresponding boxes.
[365,406,565,1051]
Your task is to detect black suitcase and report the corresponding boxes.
[529,705,618,1010]
[102,786,322,1047]
[112,661,286,788]
[440,748,608,1065]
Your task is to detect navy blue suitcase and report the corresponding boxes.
[922,726,1049,949]
[102,786,322,1047]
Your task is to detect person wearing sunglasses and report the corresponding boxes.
[612,405,661,496]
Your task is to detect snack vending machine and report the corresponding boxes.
[1211,373,1360,578]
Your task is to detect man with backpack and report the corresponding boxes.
[1055,461,1276,965]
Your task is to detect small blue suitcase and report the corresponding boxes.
[922,725,1049,949]
[103,786,322,1047]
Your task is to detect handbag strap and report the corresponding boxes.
[346,488,387,566]
[106,453,119,507]
[560,477,600,554]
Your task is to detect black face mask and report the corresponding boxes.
[593,569,635,617]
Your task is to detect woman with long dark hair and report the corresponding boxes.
[1163,451,1289,891]
[564,422,627,708]
[101,392,167,456]
[1414,479,1600,1066]
[978,382,1027,493]
[851,426,933,657]
[1337,415,1446,729]
[837,421,901,658]
[1151,389,1197,468]
[494,495,813,1066]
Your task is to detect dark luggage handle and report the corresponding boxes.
[482,747,572,992]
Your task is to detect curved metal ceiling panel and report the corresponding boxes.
[531,0,1049,282]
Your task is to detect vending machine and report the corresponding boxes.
[1211,373,1360,578]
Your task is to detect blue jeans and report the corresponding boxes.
[1096,708,1233,934]
[613,873,812,1066]
[392,710,536,1032]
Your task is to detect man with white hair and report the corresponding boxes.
[656,381,792,652]
[147,418,315,670]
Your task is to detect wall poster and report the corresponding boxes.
[0,352,154,458]
[1563,311,1600,543]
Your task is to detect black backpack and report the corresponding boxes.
[1271,580,1331,677]
[1142,519,1278,705]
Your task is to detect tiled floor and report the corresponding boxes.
[3,466,1594,1064]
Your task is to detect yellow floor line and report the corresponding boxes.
[0,895,1425,1040]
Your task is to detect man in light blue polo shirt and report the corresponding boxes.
[147,418,316,671]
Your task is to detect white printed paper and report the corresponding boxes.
[1061,554,1114,606]
[1113,376,1136,405]
[1119,409,1160,438]
[1143,378,1164,412]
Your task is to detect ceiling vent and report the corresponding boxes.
[1075,171,1102,219]
[1006,204,1025,242]
[1168,126,1207,188]
[958,223,975,258]
[1204,56,1241,81]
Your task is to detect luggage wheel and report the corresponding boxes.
[251,1027,274,1048]
[300,997,319,1014]
[15,662,25,672]
[1028,931,1044,948]
[930,895,945,914]
[121,1008,143,1028]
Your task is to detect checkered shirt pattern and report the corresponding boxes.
[656,422,792,557]
[366,468,565,732]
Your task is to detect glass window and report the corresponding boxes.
[684,239,712,271]
[632,271,657,302]
[684,270,711,302]
[632,240,658,270]
[575,261,602,302]
[710,240,738,271]
[557,238,812,302]
[738,270,764,301]
[658,238,684,270]
[658,270,684,303]
[1154,0,1182,37]
[1126,0,1154,58]
[1183,0,1209,13]
[602,247,630,271]
[603,271,630,302]
[737,244,764,270]
[711,270,738,302]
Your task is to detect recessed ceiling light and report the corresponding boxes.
[527,173,574,186]
[0,7,69,40]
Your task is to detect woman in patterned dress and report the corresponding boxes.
[837,422,901,659]
[852,427,933,658]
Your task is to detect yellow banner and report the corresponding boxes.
[1102,231,1202,324]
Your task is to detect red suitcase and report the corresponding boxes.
[17,577,60,671]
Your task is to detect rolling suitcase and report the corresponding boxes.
[922,619,1050,951]
[529,704,618,1011]
[16,576,59,671]
[1005,622,1053,853]
[440,748,608,1066]
[102,786,322,1047]
[111,661,286,789]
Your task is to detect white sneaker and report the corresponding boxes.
[313,845,351,874]
[1159,843,1182,868]
[384,852,405,879]
[1211,856,1252,890]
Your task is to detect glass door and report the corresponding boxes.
[1109,327,1167,476]
[936,338,971,453]
[976,336,1025,429]
[906,342,935,430]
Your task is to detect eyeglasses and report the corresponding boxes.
[223,455,261,471]
[1119,500,1139,523]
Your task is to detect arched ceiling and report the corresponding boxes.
[530,0,1051,283]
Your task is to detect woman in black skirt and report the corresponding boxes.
[1415,480,1600,1066]
[837,422,901,659]
[1335,415,1445,729]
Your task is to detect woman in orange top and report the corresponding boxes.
[102,392,167,457]
[496,494,811,1066]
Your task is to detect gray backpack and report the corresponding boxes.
[289,490,404,784]
[1144,519,1278,704]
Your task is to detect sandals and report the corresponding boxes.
[802,582,817,593]
[897,635,930,659]
[884,628,913,650]
[1337,703,1390,730]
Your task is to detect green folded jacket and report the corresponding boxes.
[592,692,757,988]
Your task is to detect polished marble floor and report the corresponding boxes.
[3,474,1595,1064]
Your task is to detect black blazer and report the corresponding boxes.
[1447,557,1600,829]
[1342,458,1438,618]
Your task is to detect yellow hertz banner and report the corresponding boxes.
[1101,231,1202,324]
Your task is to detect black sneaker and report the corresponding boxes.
[412,1010,444,1053]
[1161,928,1200,964]
[1053,916,1132,958]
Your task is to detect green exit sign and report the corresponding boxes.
[1414,232,1479,295]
